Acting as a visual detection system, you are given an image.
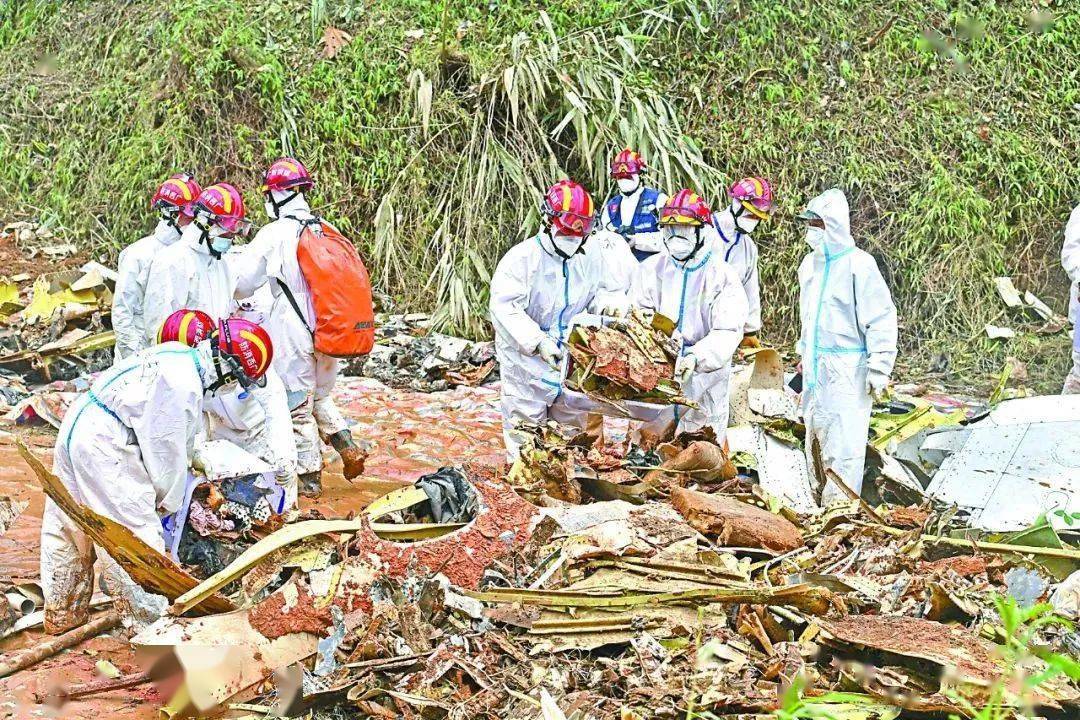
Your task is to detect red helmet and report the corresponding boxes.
[261,158,314,194]
[609,149,646,179]
[729,177,775,220]
[188,183,250,236]
[156,309,214,346]
[216,318,273,388]
[151,173,201,215]
[541,180,595,237]
[659,189,712,227]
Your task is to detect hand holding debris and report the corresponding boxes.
[674,354,696,385]
[537,336,563,370]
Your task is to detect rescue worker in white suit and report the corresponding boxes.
[155,308,299,510]
[796,188,898,504]
[112,173,201,362]
[1059,204,1080,394]
[40,320,275,633]
[231,158,366,497]
[144,182,250,333]
[711,177,775,349]
[143,184,298,500]
[635,189,748,442]
[490,179,629,460]
[600,149,668,262]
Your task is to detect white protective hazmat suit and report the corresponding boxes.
[1059,204,1080,394]
[797,188,898,504]
[635,227,748,441]
[40,343,212,632]
[231,194,350,475]
[112,220,182,361]
[142,224,298,489]
[489,231,628,459]
[586,229,640,298]
[711,209,762,334]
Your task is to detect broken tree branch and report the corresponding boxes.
[0,610,121,679]
[35,669,152,704]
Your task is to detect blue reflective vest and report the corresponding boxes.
[606,187,662,236]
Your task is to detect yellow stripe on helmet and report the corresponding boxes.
[281,160,299,173]
[560,184,572,213]
[213,185,233,213]
[164,178,193,201]
[240,330,269,374]
[177,313,194,346]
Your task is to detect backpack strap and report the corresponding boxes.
[276,277,313,335]
[275,214,323,335]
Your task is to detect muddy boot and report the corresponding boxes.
[328,429,367,479]
[299,471,322,497]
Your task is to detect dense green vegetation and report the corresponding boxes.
[1,0,1077,390]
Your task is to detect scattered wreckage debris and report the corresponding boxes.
[2,281,1077,719]
[0,495,26,537]
[0,257,116,382]
[508,423,740,506]
[670,486,803,553]
[348,313,497,391]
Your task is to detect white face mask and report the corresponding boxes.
[209,225,234,254]
[731,202,760,234]
[552,233,583,257]
[617,176,640,195]
[264,200,278,220]
[663,229,698,261]
[805,226,825,250]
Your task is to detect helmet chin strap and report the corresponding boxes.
[206,347,236,394]
[730,203,758,234]
[544,223,587,259]
[266,190,300,220]
[162,208,183,235]
[195,218,226,259]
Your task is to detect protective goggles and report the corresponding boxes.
[554,210,595,237]
[215,216,253,238]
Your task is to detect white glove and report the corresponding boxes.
[866,370,889,398]
[600,305,624,318]
[674,354,697,386]
[537,337,564,370]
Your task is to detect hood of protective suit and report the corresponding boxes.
[266,190,312,221]
[803,188,853,255]
[153,219,182,245]
[180,222,214,257]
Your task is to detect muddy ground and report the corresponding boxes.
[0,377,504,718]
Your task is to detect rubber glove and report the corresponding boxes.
[739,333,762,350]
[600,305,625,318]
[674,354,697,386]
[866,370,889,401]
[537,337,564,370]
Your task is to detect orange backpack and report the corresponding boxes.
[277,217,374,358]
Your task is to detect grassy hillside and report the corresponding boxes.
[1,0,1077,390]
